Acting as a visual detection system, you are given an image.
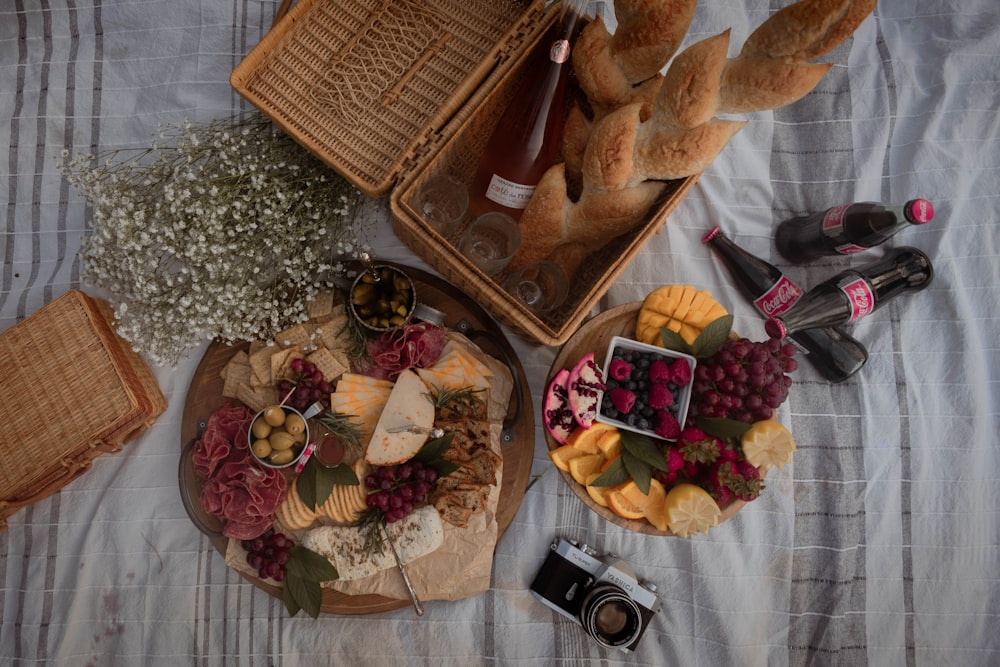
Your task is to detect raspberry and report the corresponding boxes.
[608,387,637,414]
[654,412,681,440]
[648,383,674,410]
[608,358,632,381]
[669,358,692,386]
[649,359,671,384]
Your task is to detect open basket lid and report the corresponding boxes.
[231,0,554,197]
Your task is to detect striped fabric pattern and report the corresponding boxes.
[3,1,1000,665]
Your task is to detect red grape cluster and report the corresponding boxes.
[364,460,439,523]
[688,337,797,424]
[242,529,291,582]
[277,357,332,412]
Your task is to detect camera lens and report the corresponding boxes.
[579,584,643,649]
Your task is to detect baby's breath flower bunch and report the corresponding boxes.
[58,114,372,366]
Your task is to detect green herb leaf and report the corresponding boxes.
[619,430,669,472]
[696,416,753,441]
[659,327,694,355]
[322,463,360,487]
[285,545,339,583]
[621,450,652,495]
[282,577,303,618]
[691,314,734,358]
[590,457,630,487]
[284,572,322,619]
[297,457,320,511]
[413,433,454,463]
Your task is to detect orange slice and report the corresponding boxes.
[663,483,721,538]
[568,453,606,485]
[741,419,797,471]
[607,490,645,520]
[566,421,615,454]
[619,479,668,530]
[595,429,622,459]
[585,472,617,507]
[549,444,587,471]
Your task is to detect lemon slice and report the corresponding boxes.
[741,419,797,471]
[663,483,721,538]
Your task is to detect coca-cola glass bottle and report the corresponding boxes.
[765,246,934,339]
[775,198,934,264]
[467,0,585,220]
[702,226,868,383]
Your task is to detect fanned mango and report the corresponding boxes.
[636,285,728,346]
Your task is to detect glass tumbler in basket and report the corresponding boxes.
[417,173,469,237]
[459,212,522,276]
[503,260,569,314]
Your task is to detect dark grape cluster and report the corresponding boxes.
[276,357,333,412]
[688,336,798,424]
[364,460,439,524]
[242,528,291,582]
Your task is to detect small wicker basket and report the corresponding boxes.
[0,290,167,528]
[231,0,697,346]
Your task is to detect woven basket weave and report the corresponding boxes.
[0,290,166,528]
[232,0,697,346]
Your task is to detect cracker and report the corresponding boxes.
[249,345,273,388]
[236,383,270,414]
[306,290,335,321]
[269,345,301,384]
[274,323,311,349]
[307,346,349,383]
[221,351,252,399]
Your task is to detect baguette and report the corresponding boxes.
[509,0,876,276]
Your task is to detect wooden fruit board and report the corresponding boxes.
[179,262,534,614]
[545,302,747,536]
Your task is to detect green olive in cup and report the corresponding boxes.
[248,404,309,469]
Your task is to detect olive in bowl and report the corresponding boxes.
[248,404,309,469]
[349,265,416,333]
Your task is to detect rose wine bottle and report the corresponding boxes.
[775,198,934,264]
[765,246,934,339]
[467,0,584,220]
[703,226,868,383]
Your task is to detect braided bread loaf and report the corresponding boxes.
[508,0,876,277]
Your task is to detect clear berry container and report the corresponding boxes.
[595,336,697,441]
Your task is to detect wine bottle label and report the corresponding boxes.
[754,275,803,317]
[837,276,875,321]
[485,174,535,210]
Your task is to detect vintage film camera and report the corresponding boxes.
[530,537,661,652]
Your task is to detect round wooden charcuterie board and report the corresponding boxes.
[179,262,534,614]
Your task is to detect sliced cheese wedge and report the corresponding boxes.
[364,368,434,466]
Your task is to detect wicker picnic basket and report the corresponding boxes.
[0,290,167,529]
[231,0,697,346]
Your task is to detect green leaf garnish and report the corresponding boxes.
[620,430,669,472]
[590,456,630,487]
[658,327,694,355]
[297,449,361,512]
[691,314,734,358]
[695,416,753,441]
[282,546,339,619]
[621,450,651,495]
[413,432,459,478]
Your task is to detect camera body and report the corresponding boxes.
[530,537,661,652]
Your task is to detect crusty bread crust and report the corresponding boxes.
[510,0,876,276]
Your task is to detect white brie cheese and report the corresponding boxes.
[364,368,434,466]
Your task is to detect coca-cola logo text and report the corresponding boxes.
[755,276,803,317]
[839,277,875,320]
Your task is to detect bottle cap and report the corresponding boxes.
[701,226,722,243]
[764,318,787,340]
[904,199,934,224]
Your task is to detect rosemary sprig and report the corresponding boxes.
[428,385,486,420]
[356,507,387,557]
[313,411,364,454]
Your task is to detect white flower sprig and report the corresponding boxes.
[58,114,372,366]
